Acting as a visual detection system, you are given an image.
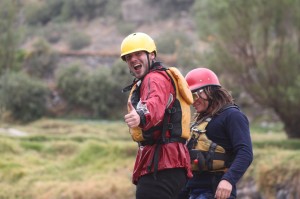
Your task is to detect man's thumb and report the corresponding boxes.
[128,101,134,111]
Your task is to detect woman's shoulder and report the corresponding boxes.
[223,106,249,124]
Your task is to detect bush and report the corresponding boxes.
[87,68,128,119]
[56,64,128,119]
[60,0,108,21]
[24,0,63,25]
[24,0,111,25]
[67,32,91,50]
[56,64,89,107]
[23,39,59,79]
[42,23,67,43]
[0,72,49,123]
[156,31,193,54]
[145,0,195,19]
[116,22,137,36]
[0,0,21,75]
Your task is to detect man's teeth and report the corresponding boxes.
[134,64,142,70]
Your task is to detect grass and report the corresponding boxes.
[242,123,300,198]
[0,118,136,199]
[0,119,300,198]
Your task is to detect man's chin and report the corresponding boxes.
[135,72,146,79]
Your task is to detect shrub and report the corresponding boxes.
[24,0,111,25]
[145,0,195,19]
[0,72,49,123]
[86,68,127,118]
[24,0,64,25]
[0,0,21,75]
[156,31,193,54]
[42,23,67,43]
[56,64,128,119]
[116,22,137,36]
[60,0,109,21]
[23,39,59,79]
[67,32,91,50]
[56,64,89,107]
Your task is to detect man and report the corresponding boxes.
[121,32,192,199]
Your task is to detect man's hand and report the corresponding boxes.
[124,101,140,128]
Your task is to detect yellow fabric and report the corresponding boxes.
[167,67,194,105]
[190,120,227,172]
[165,67,193,140]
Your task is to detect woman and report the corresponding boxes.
[179,68,253,199]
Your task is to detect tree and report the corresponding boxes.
[0,0,21,75]
[193,0,300,138]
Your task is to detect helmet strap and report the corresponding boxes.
[146,53,151,73]
[129,69,135,76]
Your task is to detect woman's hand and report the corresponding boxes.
[214,180,232,199]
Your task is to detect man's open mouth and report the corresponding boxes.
[133,64,142,70]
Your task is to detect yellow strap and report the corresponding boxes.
[197,121,209,131]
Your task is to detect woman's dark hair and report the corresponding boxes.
[194,86,234,123]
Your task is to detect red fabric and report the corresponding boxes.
[138,70,171,133]
[132,69,192,184]
[132,142,193,184]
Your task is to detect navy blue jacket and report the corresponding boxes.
[186,106,253,196]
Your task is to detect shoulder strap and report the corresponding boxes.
[191,117,211,134]
[187,117,211,150]
[122,79,139,93]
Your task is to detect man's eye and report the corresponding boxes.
[125,55,131,60]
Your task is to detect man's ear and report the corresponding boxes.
[150,52,156,59]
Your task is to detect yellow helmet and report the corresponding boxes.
[120,32,157,61]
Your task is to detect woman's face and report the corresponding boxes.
[192,89,209,113]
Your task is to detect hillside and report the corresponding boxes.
[23,15,201,68]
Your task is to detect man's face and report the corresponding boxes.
[124,51,154,79]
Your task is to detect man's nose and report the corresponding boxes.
[130,54,139,61]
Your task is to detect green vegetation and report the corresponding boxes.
[24,0,118,25]
[56,64,128,119]
[23,39,59,78]
[67,32,91,50]
[0,119,136,199]
[0,72,49,123]
[244,123,300,198]
[0,0,21,75]
[0,119,299,198]
[192,0,300,138]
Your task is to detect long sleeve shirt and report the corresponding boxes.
[186,106,253,195]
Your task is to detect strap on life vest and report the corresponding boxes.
[187,118,210,150]
[145,100,185,178]
[122,79,139,93]
[145,137,186,180]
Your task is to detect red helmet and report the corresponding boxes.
[185,68,221,92]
